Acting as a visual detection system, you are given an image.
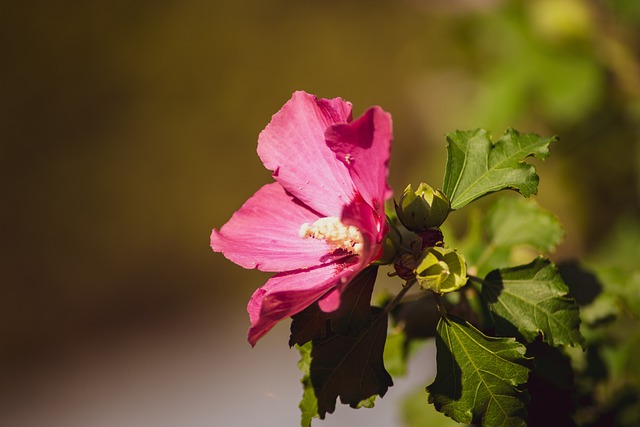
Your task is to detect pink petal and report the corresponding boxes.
[340,193,387,265]
[247,260,360,345]
[257,91,356,217]
[325,106,393,217]
[317,287,342,312]
[211,183,341,272]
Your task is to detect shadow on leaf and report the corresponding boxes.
[558,260,603,306]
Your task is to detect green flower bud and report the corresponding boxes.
[395,183,450,231]
[415,246,467,294]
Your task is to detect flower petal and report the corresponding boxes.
[340,194,386,263]
[247,260,360,345]
[325,106,393,216]
[257,91,356,217]
[211,183,340,272]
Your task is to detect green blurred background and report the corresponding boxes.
[1,0,639,425]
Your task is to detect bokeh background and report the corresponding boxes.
[2,0,639,426]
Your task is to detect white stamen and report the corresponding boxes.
[345,154,353,165]
[299,217,364,256]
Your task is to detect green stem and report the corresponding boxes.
[465,275,493,330]
[432,292,448,317]
[466,274,485,293]
[383,279,416,315]
[467,275,486,285]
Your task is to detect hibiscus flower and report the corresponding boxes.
[210,91,393,345]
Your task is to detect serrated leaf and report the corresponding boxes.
[297,342,319,427]
[290,304,330,348]
[487,197,564,253]
[329,266,377,335]
[427,315,532,426]
[356,395,377,409]
[296,339,383,427]
[442,128,555,210]
[311,307,393,418]
[483,257,584,347]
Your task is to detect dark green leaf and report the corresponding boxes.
[442,128,555,210]
[483,257,585,347]
[290,304,330,348]
[311,307,393,418]
[328,266,377,335]
[427,315,532,426]
[525,340,577,427]
[289,266,378,346]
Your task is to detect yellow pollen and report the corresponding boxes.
[299,217,364,255]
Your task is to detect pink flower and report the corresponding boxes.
[211,91,393,345]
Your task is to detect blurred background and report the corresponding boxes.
[1,0,639,426]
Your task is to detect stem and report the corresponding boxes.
[432,292,448,317]
[467,275,486,285]
[464,275,492,329]
[383,279,417,315]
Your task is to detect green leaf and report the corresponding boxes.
[482,257,584,347]
[442,128,555,210]
[291,267,389,421]
[311,307,393,418]
[356,395,377,409]
[427,315,532,426]
[383,329,428,378]
[441,208,497,271]
[486,197,564,253]
[401,386,467,427]
[383,331,409,378]
[452,198,564,278]
[297,342,319,427]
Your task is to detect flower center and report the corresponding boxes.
[299,217,364,256]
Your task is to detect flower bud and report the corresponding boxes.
[415,246,467,294]
[393,253,419,281]
[395,183,450,231]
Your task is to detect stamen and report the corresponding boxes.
[299,217,364,255]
